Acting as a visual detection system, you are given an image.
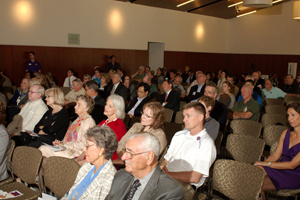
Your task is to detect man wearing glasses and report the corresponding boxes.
[7,84,48,137]
[105,133,184,200]
[186,71,206,103]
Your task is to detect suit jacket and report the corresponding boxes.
[210,100,227,132]
[107,83,127,100]
[0,125,9,181]
[105,165,184,200]
[125,96,150,117]
[94,94,105,107]
[159,90,180,113]
[62,160,116,200]
[185,83,206,103]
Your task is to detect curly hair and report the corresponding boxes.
[143,101,165,130]
[85,125,118,160]
[76,95,95,114]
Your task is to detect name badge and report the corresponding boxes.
[193,92,196,95]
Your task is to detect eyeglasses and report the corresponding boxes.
[141,111,153,118]
[122,148,149,159]
[28,91,40,94]
[137,90,145,94]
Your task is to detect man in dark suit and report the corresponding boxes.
[84,80,105,124]
[105,133,184,200]
[125,83,150,118]
[186,71,206,103]
[107,72,127,101]
[159,80,180,120]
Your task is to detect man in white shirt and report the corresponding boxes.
[160,102,216,199]
[63,69,76,89]
[7,84,48,136]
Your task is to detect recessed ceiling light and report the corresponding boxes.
[237,10,257,17]
[177,0,195,7]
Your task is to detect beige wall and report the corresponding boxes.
[0,0,228,53]
[228,0,300,55]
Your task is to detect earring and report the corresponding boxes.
[99,153,102,156]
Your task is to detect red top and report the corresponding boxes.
[98,118,127,160]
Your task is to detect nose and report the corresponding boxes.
[121,152,129,161]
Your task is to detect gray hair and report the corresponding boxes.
[242,84,253,91]
[175,75,182,83]
[84,74,92,80]
[32,85,45,96]
[72,78,83,86]
[139,66,145,71]
[29,78,41,86]
[107,94,125,120]
[205,81,218,93]
[85,125,118,160]
[22,78,30,87]
[128,132,161,159]
[113,72,121,78]
[245,75,253,80]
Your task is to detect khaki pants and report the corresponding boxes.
[7,114,23,136]
[176,180,196,200]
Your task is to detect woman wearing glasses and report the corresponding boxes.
[117,101,167,157]
[62,125,118,200]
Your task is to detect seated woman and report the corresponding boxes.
[35,73,49,89]
[45,72,56,88]
[0,101,10,182]
[117,101,167,157]
[198,96,220,141]
[19,88,69,148]
[123,75,137,103]
[255,102,300,199]
[216,81,236,109]
[38,95,95,159]
[98,73,110,99]
[7,78,29,123]
[61,125,118,200]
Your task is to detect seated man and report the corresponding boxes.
[84,80,105,124]
[159,80,180,121]
[0,70,13,102]
[226,74,239,97]
[186,71,206,103]
[64,78,85,116]
[237,80,262,109]
[143,75,157,99]
[185,69,195,85]
[173,76,186,98]
[228,84,260,121]
[105,132,184,200]
[7,84,48,136]
[126,83,150,118]
[131,66,146,86]
[263,79,300,99]
[63,69,77,89]
[280,74,298,94]
[160,102,216,200]
[107,72,127,101]
[252,71,265,89]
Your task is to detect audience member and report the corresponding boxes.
[186,69,195,85]
[63,69,77,89]
[0,101,9,182]
[25,71,34,79]
[206,72,212,82]
[0,92,6,109]
[173,76,186,98]
[106,133,184,199]
[162,67,170,80]
[85,80,106,124]
[159,80,180,121]
[7,85,48,137]
[143,75,157,99]
[263,79,299,99]
[98,95,126,161]
[29,78,41,86]
[216,81,236,109]
[45,72,56,88]
[131,66,146,86]
[244,74,263,97]
[181,66,190,83]
[160,102,216,199]
[117,68,125,83]
[226,74,239,97]
[186,71,206,103]
[217,70,227,93]
[93,68,102,85]
[123,75,137,102]
[155,68,164,85]
[198,96,220,140]
[254,102,300,199]
[35,73,49,89]
[281,74,298,94]
[107,72,127,101]
[145,66,150,74]
[107,69,115,85]
[228,84,259,121]
[64,79,85,114]
[106,55,121,73]
[99,73,111,100]
[237,80,262,109]
[126,83,150,118]
[119,101,167,157]
[186,71,202,94]
[169,69,177,82]
[62,125,118,200]
[26,51,41,73]
[12,88,69,148]
[204,82,227,132]
[83,74,92,86]
[39,94,96,159]
[253,71,265,89]
[0,70,13,101]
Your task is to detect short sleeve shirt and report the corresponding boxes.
[231,97,259,121]
[26,60,41,72]
[262,87,286,99]
[164,129,216,188]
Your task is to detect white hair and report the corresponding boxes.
[107,94,125,120]
[129,132,161,159]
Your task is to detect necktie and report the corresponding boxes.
[123,180,141,200]
[165,93,167,102]
[68,77,71,88]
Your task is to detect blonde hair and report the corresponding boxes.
[45,88,65,106]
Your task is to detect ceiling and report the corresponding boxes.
[116,0,291,19]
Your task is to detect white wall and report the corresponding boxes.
[228,0,300,55]
[0,0,228,53]
[148,42,164,72]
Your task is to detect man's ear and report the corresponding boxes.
[207,106,212,113]
[146,151,155,166]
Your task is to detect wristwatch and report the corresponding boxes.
[268,161,272,167]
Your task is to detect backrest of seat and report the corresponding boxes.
[174,111,183,124]
[213,159,265,200]
[6,140,15,172]
[226,134,265,163]
[11,146,42,184]
[283,96,300,104]
[129,116,141,128]
[164,108,174,122]
[263,125,288,146]
[261,113,287,128]
[265,105,286,115]
[264,98,284,106]
[230,120,262,137]
[179,101,186,111]
[44,157,80,198]
[164,122,183,145]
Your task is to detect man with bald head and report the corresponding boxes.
[143,75,157,98]
[7,84,48,137]
[228,84,259,121]
[105,133,184,200]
